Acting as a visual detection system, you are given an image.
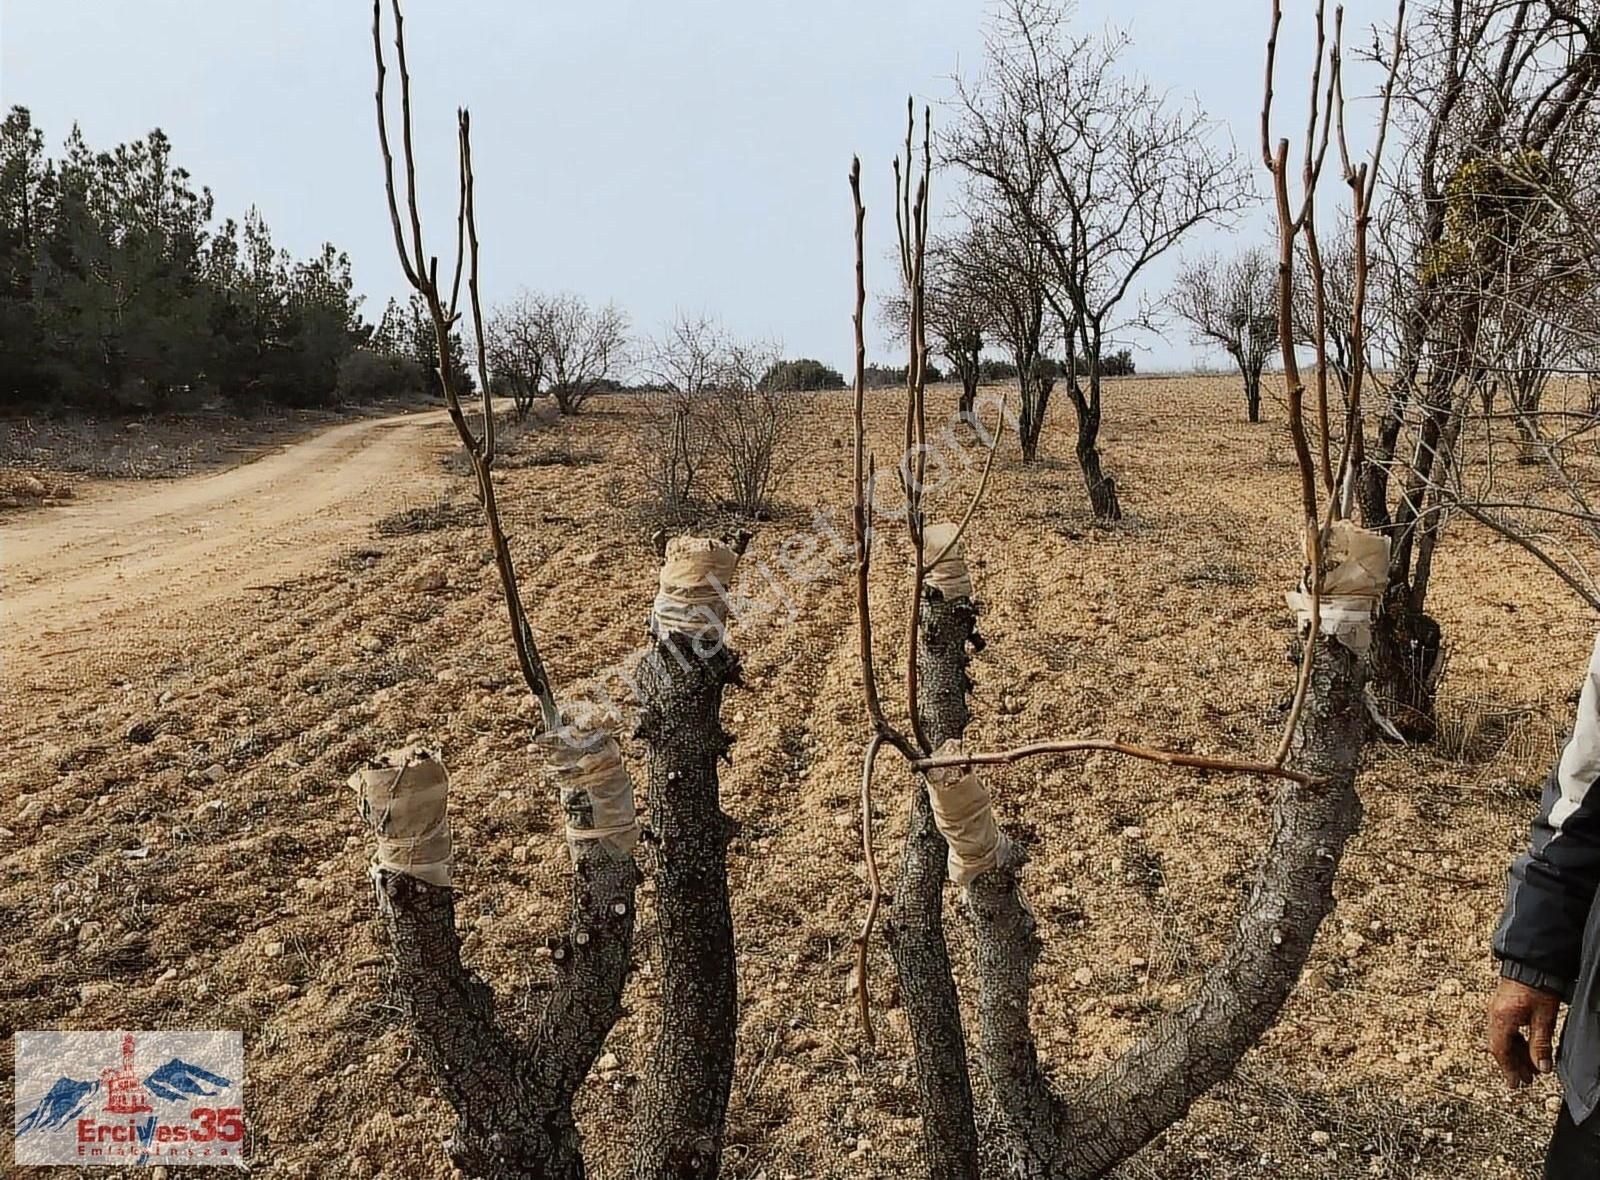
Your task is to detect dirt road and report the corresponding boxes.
[1,405,460,673]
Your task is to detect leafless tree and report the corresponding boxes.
[536,292,628,415]
[1171,248,1278,422]
[708,338,796,518]
[485,289,550,419]
[636,317,795,520]
[884,231,994,422]
[1355,0,1600,735]
[963,215,1057,461]
[848,7,1400,1174]
[949,0,1254,519]
[636,312,725,517]
[367,6,745,1178]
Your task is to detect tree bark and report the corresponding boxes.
[1018,362,1051,463]
[956,346,981,426]
[1366,362,1466,741]
[1242,367,1262,424]
[888,590,985,1180]
[374,815,639,1180]
[1073,394,1121,522]
[964,633,1368,1178]
[1366,590,1444,741]
[631,635,740,1180]
[377,875,586,1179]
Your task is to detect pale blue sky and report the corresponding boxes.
[0,1,1396,371]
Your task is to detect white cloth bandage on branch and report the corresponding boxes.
[350,746,452,887]
[1284,520,1391,655]
[651,536,741,642]
[924,739,1010,885]
[539,725,639,861]
[922,521,973,601]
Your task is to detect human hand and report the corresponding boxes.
[1488,977,1561,1087]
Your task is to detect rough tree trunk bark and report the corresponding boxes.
[377,876,585,1179]
[1073,397,1121,522]
[956,344,981,426]
[631,634,740,1180]
[1366,365,1464,741]
[371,812,639,1179]
[962,633,1367,1179]
[888,590,985,1180]
[1367,589,1444,741]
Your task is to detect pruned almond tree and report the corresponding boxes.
[949,0,1254,519]
[849,5,1402,1177]
[361,5,745,1178]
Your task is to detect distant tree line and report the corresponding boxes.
[0,106,441,413]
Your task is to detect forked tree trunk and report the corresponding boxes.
[370,786,640,1179]
[1018,364,1051,463]
[631,633,740,1180]
[888,590,986,1180]
[1360,359,1468,741]
[962,632,1367,1178]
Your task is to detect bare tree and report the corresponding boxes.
[485,289,550,419]
[367,7,746,1179]
[1171,248,1278,422]
[538,292,628,415]
[636,317,795,520]
[1291,226,1385,399]
[709,338,796,518]
[1356,0,1600,735]
[848,6,1400,1174]
[885,231,994,422]
[966,216,1057,462]
[636,312,725,517]
[950,0,1254,519]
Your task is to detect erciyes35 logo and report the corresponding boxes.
[13,1030,245,1167]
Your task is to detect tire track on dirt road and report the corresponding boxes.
[0,405,463,676]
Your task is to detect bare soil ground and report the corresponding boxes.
[1,378,1591,1179]
[0,400,431,514]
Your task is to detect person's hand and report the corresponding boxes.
[1488,977,1561,1087]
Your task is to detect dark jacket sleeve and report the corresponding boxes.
[1494,635,1600,998]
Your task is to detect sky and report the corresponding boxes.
[1,0,1400,373]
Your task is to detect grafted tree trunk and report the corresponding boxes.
[631,635,740,1180]
[963,633,1367,1178]
[377,876,584,1179]
[888,590,985,1180]
[372,822,639,1179]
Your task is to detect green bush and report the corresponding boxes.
[757,358,846,392]
[337,348,427,403]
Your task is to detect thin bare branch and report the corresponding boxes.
[854,733,888,1048]
[912,738,1316,786]
[922,392,1009,574]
